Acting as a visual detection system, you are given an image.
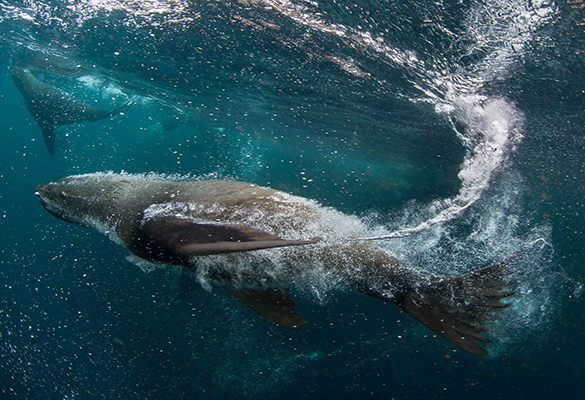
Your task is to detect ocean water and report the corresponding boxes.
[1,0,584,399]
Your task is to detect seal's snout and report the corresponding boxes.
[35,185,53,210]
[35,184,47,198]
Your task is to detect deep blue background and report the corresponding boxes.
[1,1,584,399]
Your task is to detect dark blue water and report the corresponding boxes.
[1,0,584,399]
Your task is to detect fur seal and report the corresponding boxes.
[35,173,515,355]
[11,66,134,156]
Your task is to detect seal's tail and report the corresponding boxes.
[394,256,516,356]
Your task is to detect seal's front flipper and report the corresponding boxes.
[394,257,516,356]
[134,216,321,260]
[228,287,306,328]
[39,122,55,156]
[101,99,136,120]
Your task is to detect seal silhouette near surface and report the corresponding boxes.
[11,66,134,156]
[35,172,515,355]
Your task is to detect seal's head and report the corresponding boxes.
[35,175,122,226]
[10,66,32,92]
[36,179,88,225]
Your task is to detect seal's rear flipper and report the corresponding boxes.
[394,257,516,356]
[228,287,306,328]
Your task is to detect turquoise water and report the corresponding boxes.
[1,0,584,398]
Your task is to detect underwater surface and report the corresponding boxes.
[1,0,584,398]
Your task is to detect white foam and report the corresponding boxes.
[241,1,551,245]
[66,1,195,26]
[67,170,218,183]
[358,97,523,240]
[125,254,166,273]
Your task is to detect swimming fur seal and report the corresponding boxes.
[11,66,134,156]
[35,173,515,355]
